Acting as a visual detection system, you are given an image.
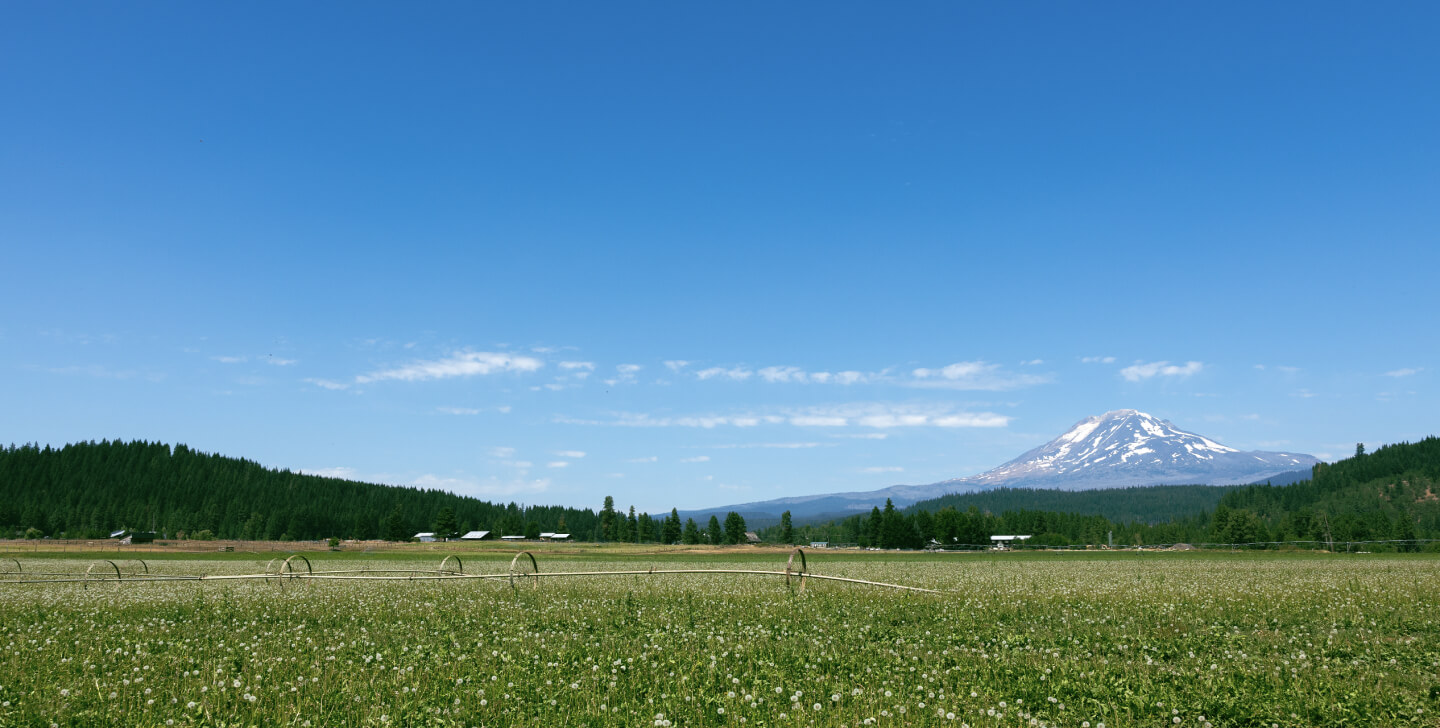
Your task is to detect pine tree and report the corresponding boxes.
[434,507,459,540]
[723,511,747,545]
[682,518,701,544]
[779,510,793,545]
[600,496,616,541]
[663,508,682,544]
[384,505,408,541]
[707,515,723,545]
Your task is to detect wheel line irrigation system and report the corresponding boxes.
[0,548,937,594]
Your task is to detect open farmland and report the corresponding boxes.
[1,551,1437,727]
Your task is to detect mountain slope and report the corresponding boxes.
[943,409,1317,491]
[684,410,1320,522]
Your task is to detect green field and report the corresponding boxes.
[2,550,1437,727]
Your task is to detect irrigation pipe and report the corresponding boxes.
[0,549,937,594]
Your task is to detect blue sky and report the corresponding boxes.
[3,3,1437,512]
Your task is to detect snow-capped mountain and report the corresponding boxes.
[679,409,1319,522]
[935,409,1317,491]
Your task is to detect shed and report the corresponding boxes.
[459,530,491,540]
[540,532,570,541]
[500,535,525,541]
[414,532,437,543]
[744,531,761,544]
[809,541,829,549]
[989,534,1031,551]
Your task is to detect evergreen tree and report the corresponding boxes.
[864,506,882,547]
[723,511,747,545]
[707,515,723,545]
[600,496,616,541]
[627,506,640,543]
[663,508,682,544]
[434,507,459,540]
[779,510,793,545]
[682,517,701,545]
[615,509,632,542]
[384,505,408,541]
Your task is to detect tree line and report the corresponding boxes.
[0,440,602,541]
[0,440,755,544]
[4,437,1437,550]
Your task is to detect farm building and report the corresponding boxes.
[989,535,1031,551]
[459,530,490,540]
[744,531,761,544]
[500,535,525,541]
[110,529,156,544]
[539,532,570,541]
[809,541,829,549]
[413,532,437,542]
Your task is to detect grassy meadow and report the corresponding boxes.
[1,549,1437,727]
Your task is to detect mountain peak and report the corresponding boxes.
[969,409,1310,490]
[683,409,1320,522]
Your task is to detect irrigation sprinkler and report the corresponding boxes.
[0,549,936,594]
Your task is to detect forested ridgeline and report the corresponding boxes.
[907,484,1239,524]
[764,438,1440,549]
[5,437,1439,548]
[0,440,600,541]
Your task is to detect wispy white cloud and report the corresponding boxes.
[45,364,164,382]
[553,450,586,458]
[264,357,297,366]
[436,406,481,415]
[908,361,1050,390]
[212,355,247,364]
[663,360,691,372]
[832,433,888,440]
[602,363,644,386]
[412,473,551,497]
[789,415,849,427]
[356,350,543,384]
[559,361,595,371]
[1020,359,1044,366]
[561,403,1009,430]
[1385,367,1423,378]
[862,466,904,474]
[679,455,711,463]
[546,461,569,469]
[625,456,659,463]
[1119,360,1204,382]
[487,446,516,458]
[299,466,360,480]
[708,442,828,449]
[1081,356,1117,364]
[304,378,351,391]
[756,366,875,385]
[696,366,753,381]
